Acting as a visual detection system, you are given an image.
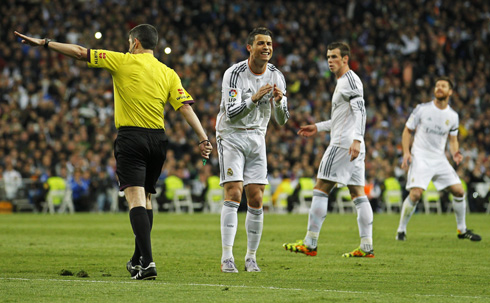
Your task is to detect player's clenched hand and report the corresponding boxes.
[272,84,283,104]
[349,140,360,161]
[401,153,411,170]
[199,141,213,159]
[297,125,317,137]
[252,84,273,103]
[14,31,44,47]
[452,150,463,165]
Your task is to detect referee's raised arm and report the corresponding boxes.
[14,31,88,61]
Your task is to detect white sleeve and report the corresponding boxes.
[315,120,332,132]
[221,69,256,123]
[349,95,366,142]
[406,104,422,130]
[449,114,459,136]
[222,86,256,122]
[272,71,289,125]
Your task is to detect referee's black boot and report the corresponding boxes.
[126,256,142,278]
[132,262,157,280]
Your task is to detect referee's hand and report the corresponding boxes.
[199,140,213,159]
[14,31,43,47]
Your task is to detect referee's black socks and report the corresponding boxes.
[130,209,154,265]
[129,206,153,267]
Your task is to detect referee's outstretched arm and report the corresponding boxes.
[14,31,88,61]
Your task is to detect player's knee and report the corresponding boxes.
[226,191,241,202]
[247,195,262,208]
[224,182,243,202]
[451,188,465,198]
[245,188,263,208]
[410,190,422,202]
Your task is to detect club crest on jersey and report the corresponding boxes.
[227,168,233,176]
[445,119,449,125]
[229,89,238,98]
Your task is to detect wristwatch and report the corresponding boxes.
[44,38,51,49]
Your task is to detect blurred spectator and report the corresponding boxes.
[3,158,22,201]
[69,169,90,212]
[92,170,113,212]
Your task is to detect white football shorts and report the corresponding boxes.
[406,154,460,190]
[217,130,268,186]
[317,145,365,186]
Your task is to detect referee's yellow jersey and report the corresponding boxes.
[87,49,194,129]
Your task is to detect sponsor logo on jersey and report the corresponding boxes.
[229,89,238,98]
[94,50,99,64]
[227,168,233,176]
[176,89,190,100]
[424,126,447,136]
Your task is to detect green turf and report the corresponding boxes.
[0,212,489,302]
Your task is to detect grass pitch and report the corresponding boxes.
[0,212,489,302]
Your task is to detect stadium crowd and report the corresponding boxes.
[1,0,490,212]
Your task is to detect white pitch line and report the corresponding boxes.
[0,277,488,300]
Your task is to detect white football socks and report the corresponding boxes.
[353,196,373,252]
[397,196,417,233]
[304,190,329,249]
[452,195,466,233]
[221,200,239,262]
[245,206,263,261]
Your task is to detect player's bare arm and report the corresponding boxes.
[449,135,463,165]
[14,31,88,61]
[349,140,361,161]
[401,126,413,169]
[252,84,273,103]
[297,125,317,137]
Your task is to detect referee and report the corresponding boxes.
[15,24,212,280]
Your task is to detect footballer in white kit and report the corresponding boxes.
[216,60,288,186]
[316,69,366,187]
[396,77,481,242]
[283,42,375,258]
[405,100,460,191]
[217,28,289,274]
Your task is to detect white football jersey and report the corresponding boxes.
[216,59,289,137]
[316,70,366,151]
[406,100,459,158]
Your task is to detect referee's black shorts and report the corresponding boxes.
[114,126,168,194]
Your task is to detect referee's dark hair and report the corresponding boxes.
[129,24,158,50]
[247,27,273,46]
[435,76,454,89]
[328,42,351,58]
